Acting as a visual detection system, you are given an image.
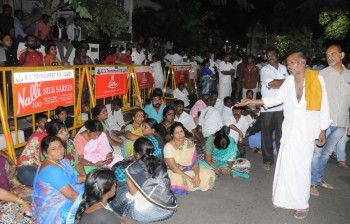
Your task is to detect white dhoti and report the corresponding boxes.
[272,136,314,210]
[218,82,232,99]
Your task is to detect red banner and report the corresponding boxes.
[13,70,75,116]
[135,66,153,90]
[174,65,191,84]
[95,66,128,99]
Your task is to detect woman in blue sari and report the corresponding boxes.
[199,130,249,179]
[199,59,216,95]
[32,136,85,224]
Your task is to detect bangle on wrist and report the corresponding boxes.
[16,197,23,205]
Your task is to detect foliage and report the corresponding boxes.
[319,9,350,40]
[274,27,325,59]
[137,0,217,51]
[84,0,127,38]
[64,0,92,19]
[22,0,127,38]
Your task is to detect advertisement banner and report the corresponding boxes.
[13,70,75,116]
[95,66,128,99]
[135,66,153,90]
[174,65,191,84]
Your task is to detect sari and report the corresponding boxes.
[0,200,35,224]
[148,134,164,158]
[74,127,124,173]
[199,67,215,95]
[122,124,143,159]
[164,138,215,195]
[0,156,11,190]
[199,135,249,179]
[32,159,84,224]
[124,160,177,223]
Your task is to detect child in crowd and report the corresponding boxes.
[35,113,48,133]
[43,43,63,66]
[173,82,190,108]
[54,106,70,137]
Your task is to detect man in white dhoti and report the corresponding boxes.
[218,54,235,99]
[236,52,331,219]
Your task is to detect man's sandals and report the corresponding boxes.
[337,161,348,168]
[294,210,308,219]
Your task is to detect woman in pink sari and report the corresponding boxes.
[74,120,123,173]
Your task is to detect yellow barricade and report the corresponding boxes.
[163,64,198,103]
[0,64,149,162]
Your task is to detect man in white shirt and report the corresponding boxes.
[132,44,147,65]
[173,82,190,107]
[225,106,252,144]
[218,54,235,99]
[210,90,224,114]
[174,100,204,146]
[106,98,125,137]
[150,54,164,89]
[221,96,233,122]
[169,50,183,64]
[199,98,223,138]
[67,17,82,48]
[260,46,287,170]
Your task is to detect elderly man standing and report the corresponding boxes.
[236,52,331,219]
[310,45,350,196]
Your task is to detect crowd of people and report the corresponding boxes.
[1,4,350,223]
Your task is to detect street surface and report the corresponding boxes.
[125,144,350,224]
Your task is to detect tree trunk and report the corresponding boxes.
[21,0,66,29]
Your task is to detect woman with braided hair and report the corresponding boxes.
[74,168,124,224]
[110,137,177,223]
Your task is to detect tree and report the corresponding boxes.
[319,9,350,40]
[22,0,127,38]
[274,27,324,59]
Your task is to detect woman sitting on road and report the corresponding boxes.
[122,109,145,159]
[142,118,164,158]
[46,119,85,176]
[74,168,125,224]
[74,120,123,173]
[0,151,32,197]
[16,131,47,187]
[111,137,177,223]
[91,104,123,153]
[32,136,85,224]
[199,129,249,179]
[164,122,215,195]
[159,106,193,143]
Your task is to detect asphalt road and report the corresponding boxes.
[125,143,350,224]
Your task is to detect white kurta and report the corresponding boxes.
[262,74,331,210]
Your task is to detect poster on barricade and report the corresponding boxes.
[135,66,153,90]
[13,70,75,116]
[95,66,128,99]
[174,65,191,84]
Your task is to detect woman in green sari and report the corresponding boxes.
[199,130,249,179]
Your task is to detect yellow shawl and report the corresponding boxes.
[305,69,322,111]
